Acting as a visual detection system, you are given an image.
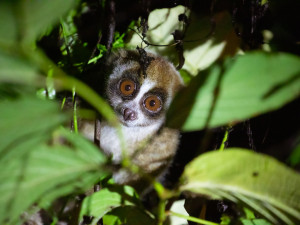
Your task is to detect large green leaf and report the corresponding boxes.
[0,2,17,47]
[167,52,300,131]
[0,96,107,224]
[181,149,300,224]
[0,96,66,156]
[20,0,77,43]
[0,128,107,224]
[0,0,77,46]
[0,50,41,85]
[79,185,142,225]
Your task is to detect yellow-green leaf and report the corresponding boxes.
[181,148,300,224]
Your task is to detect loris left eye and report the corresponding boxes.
[143,95,162,113]
[119,79,136,96]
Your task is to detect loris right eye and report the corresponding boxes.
[143,95,162,113]
[119,79,136,96]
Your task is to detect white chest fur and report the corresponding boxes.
[99,121,161,163]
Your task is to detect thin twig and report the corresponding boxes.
[167,211,220,225]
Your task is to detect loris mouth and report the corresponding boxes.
[118,118,131,126]
[117,116,149,128]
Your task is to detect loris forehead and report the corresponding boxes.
[110,50,183,93]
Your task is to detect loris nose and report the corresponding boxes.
[123,108,137,121]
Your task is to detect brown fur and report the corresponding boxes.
[146,56,183,94]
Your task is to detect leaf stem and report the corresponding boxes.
[61,97,66,110]
[72,87,78,133]
[157,200,166,225]
[219,126,231,151]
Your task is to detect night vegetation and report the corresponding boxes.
[0,0,299,224]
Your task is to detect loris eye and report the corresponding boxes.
[143,95,162,112]
[119,79,136,96]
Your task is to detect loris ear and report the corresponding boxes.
[105,49,128,67]
[106,49,125,66]
[106,49,140,68]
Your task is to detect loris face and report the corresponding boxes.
[106,49,183,128]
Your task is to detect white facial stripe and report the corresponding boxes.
[135,79,155,104]
[110,61,137,79]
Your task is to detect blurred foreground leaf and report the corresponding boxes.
[0,96,107,224]
[0,96,67,155]
[181,149,300,224]
[0,0,77,46]
[0,2,18,47]
[20,0,77,43]
[0,50,42,85]
[167,52,300,131]
[0,128,107,224]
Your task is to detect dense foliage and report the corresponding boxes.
[0,0,299,225]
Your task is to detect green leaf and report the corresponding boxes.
[0,2,18,47]
[103,206,155,225]
[241,218,272,225]
[12,47,119,127]
[0,0,77,46]
[220,214,231,225]
[179,69,193,85]
[243,207,256,220]
[167,52,300,131]
[0,96,67,156]
[20,0,77,43]
[240,208,272,225]
[0,96,107,224]
[112,32,125,49]
[0,128,107,224]
[0,50,41,85]
[79,185,141,224]
[181,148,300,224]
[287,141,300,167]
